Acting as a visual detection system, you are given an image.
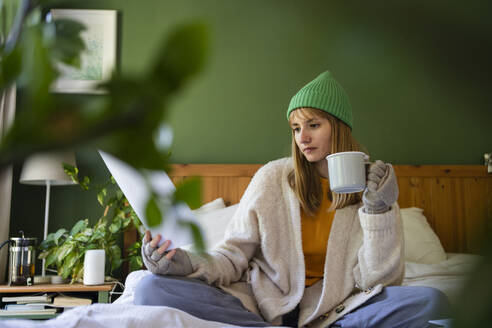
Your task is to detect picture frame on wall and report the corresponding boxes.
[50,9,117,94]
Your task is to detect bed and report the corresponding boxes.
[1,163,490,328]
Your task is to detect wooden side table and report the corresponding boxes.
[0,283,115,320]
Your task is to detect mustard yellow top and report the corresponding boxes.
[301,178,335,286]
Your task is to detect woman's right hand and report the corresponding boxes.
[141,230,193,276]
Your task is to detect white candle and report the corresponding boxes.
[83,249,105,285]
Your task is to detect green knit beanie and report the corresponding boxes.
[286,71,353,129]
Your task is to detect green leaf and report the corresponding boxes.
[109,219,122,234]
[74,262,84,281]
[179,221,205,253]
[90,230,105,242]
[54,228,68,245]
[97,188,107,206]
[45,232,55,242]
[37,250,51,260]
[152,22,209,90]
[57,242,75,262]
[106,131,170,171]
[130,211,141,228]
[103,196,117,208]
[50,18,86,68]
[111,258,123,272]
[129,256,142,272]
[122,216,132,229]
[73,232,89,243]
[0,0,19,41]
[145,195,162,227]
[63,163,79,184]
[62,164,89,190]
[26,7,41,26]
[0,45,23,91]
[61,262,72,279]
[126,241,141,252]
[174,177,202,210]
[74,227,93,242]
[45,250,58,267]
[108,244,122,272]
[70,219,88,236]
[63,251,79,273]
[39,233,55,250]
[94,225,107,237]
[109,244,121,258]
[17,24,56,114]
[80,176,90,190]
[81,227,93,236]
[115,207,126,220]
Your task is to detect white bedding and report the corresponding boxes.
[0,204,479,327]
[0,303,238,328]
[0,253,479,328]
[402,253,480,306]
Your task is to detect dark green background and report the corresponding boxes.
[9,0,491,277]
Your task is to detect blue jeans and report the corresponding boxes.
[134,274,269,327]
[135,274,449,328]
[330,286,451,328]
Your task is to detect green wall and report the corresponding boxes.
[9,0,491,277]
[44,0,492,164]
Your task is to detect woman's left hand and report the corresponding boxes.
[362,160,399,214]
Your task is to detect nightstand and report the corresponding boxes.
[0,283,114,320]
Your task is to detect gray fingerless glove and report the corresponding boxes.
[362,160,399,214]
[141,241,193,276]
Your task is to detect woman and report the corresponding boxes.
[134,71,449,327]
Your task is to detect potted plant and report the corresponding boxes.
[38,164,144,283]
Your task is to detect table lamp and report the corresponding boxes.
[19,151,77,278]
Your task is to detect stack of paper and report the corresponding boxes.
[0,308,58,316]
[5,304,50,311]
[2,294,52,304]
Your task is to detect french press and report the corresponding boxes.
[0,231,37,286]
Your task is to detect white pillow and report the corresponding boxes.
[184,203,238,252]
[400,207,446,264]
[192,197,226,215]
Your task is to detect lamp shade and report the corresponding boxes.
[20,151,77,186]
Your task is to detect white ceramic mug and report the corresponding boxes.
[326,151,369,194]
[83,249,105,285]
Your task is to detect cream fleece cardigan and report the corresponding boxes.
[187,158,404,327]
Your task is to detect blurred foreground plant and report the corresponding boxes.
[0,0,208,247]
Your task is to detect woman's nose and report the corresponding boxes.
[299,129,311,143]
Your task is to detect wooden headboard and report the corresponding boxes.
[123,164,490,276]
[169,164,491,253]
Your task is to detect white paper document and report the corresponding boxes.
[99,151,197,249]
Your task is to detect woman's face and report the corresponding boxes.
[290,109,332,164]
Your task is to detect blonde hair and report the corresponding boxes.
[287,108,364,216]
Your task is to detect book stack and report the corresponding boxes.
[0,294,58,317]
[52,295,92,308]
[1,294,93,317]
